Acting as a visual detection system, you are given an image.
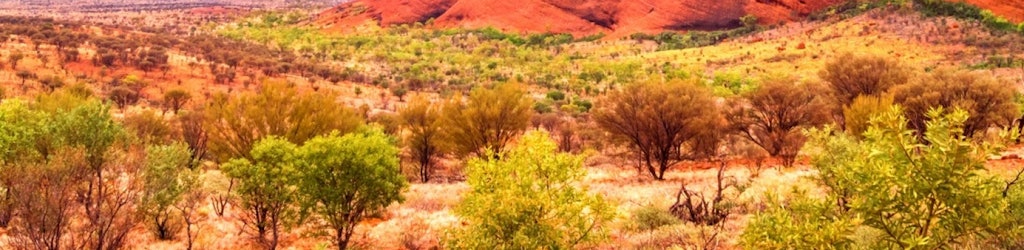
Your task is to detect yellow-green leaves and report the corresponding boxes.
[448,131,613,249]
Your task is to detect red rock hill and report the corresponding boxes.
[314,0,1024,36]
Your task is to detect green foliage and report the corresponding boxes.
[295,129,406,250]
[710,72,756,96]
[447,131,613,249]
[629,205,682,232]
[46,98,125,170]
[744,107,1012,249]
[222,137,300,249]
[0,100,46,164]
[545,90,565,101]
[740,189,856,249]
[440,83,533,158]
[633,25,760,51]
[914,0,1024,34]
[140,143,192,240]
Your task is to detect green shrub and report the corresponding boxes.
[446,131,614,249]
[629,205,681,232]
[545,90,565,101]
[740,189,855,249]
[744,107,1013,249]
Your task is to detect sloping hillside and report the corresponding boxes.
[315,0,847,36]
[315,0,1024,36]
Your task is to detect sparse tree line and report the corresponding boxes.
[0,16,359,88]
[0,50,1022,249]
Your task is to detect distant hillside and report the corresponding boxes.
[315,0,846,37]
[0,0,344,10]
[314,0,1024,37]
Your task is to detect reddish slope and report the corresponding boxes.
[315,0,456,32]
[434,0,609,35]
[963,0,1024,23]
[315,0,1023,37]
[316,0,846,36]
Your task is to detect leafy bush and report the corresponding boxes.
[630,205,682,232]
[446,131,614,249]
[140,143,193,240]
[842,94,895,138]
[744,107,1015,249]
[820,53,910,108]
[594,80,721,180]
[440,83,533,158]
[205,81,362,161]
[221,137,299,249]
[295,129,406,250]
[740,189,855,249]
[729,79,829,166]
[889,68,1018,137]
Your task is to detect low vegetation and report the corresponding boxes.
[0,0,1023,249]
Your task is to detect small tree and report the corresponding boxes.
[163,89,191,114]
[447,131,614,249]
[5,149,86,250]
[177,111,208,168]
[16,70,34,86]
[108,86,138,110]
[820,53,910,107]
[295,129,407,250]
[205,81,362,161]
[123,110,176,145]
[221,137,299,250]
[440,83,533,158]
[728,79,828,166]
[742,107,1010,249]
[176,168,206,250]
[8,51,23,69]
[140,143,192,240]
[594,80,720,180]
[889,68,1018,137]
[399,96,443,182]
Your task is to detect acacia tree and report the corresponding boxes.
[728,79,829,166]
[820,53,910,107]
[399,96,442,182]
[295,129,406,250]
[890,68,1018,137]
[221,137,299,250]
[48,99,139,250]
[6,149,85,250]
[205,81,362,161]
[140,143,192,240]
[177,111,208,169]
[594,80,720,180]
[440,83,533,158]
[163,89,191,114]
